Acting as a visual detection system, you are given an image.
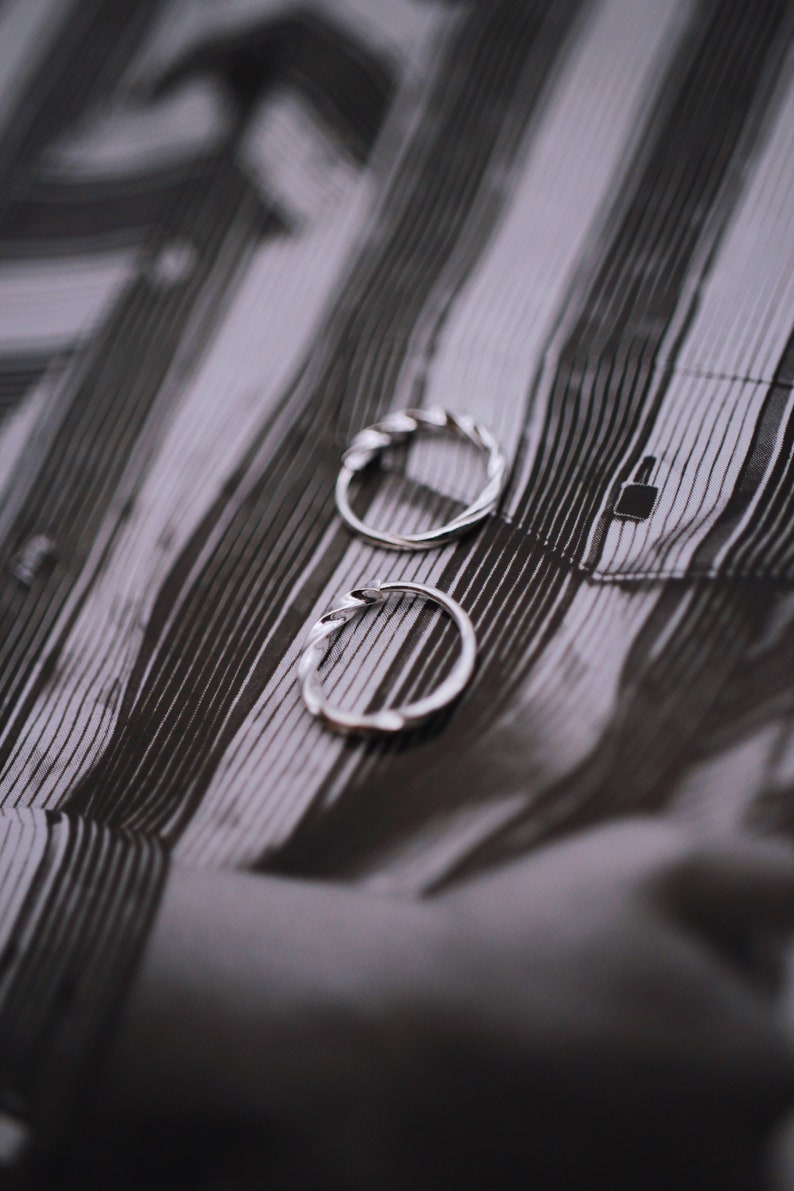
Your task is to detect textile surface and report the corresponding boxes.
[0,0,793,1172]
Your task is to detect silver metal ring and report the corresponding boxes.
[335,408,508,551]
[298,580,477,735]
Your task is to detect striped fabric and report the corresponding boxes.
[1,0,794,1166]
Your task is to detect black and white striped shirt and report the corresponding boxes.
[1,0,794,1169]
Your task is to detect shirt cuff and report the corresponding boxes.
[0,809,168,1171]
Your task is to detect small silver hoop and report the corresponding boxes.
[298,580,477,735]
[335,408,508,551]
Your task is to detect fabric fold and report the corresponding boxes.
[0,809,168,1170]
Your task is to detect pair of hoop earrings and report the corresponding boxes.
[298,408,508,735]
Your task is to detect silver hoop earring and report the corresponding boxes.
[335,408,507,551]
[298,580,477,735]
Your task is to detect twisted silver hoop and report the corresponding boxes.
[298,580,477,735]
[335,408,507,550]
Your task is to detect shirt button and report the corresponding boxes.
[9,534,57,586]
[148,240,198,287]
